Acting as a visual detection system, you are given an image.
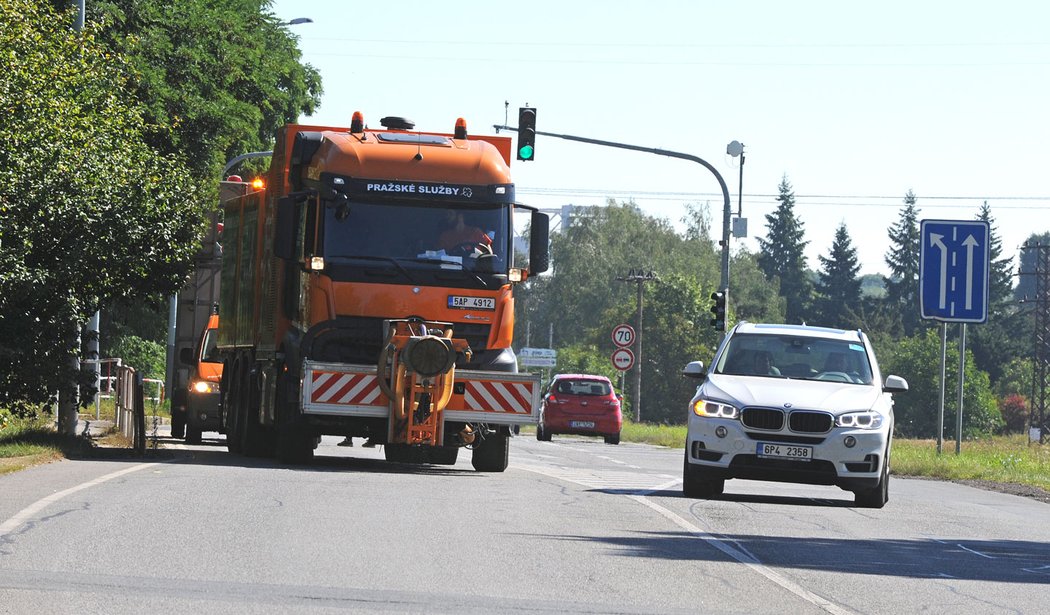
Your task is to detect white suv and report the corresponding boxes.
[682,322,908,508]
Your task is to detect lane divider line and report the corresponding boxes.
[519,465,857,615]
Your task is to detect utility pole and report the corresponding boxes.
[616,269,657,422]
[1021,242,1050,443]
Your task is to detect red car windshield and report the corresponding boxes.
[553,379,612,396]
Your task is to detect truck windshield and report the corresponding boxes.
[322,201,509,273]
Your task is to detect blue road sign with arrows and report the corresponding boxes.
[919,219,990,323]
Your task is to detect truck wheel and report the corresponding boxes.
[224,359,243,454]
[276,429,314,464]
[683,452,724,499]
[471,433,509,472]
[185,425,202,445]
[170,390,187,439]
[241,367,272,458]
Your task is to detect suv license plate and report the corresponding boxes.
[757,442,813,461]
[570,421,595,429]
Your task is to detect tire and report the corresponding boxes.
[536,424,552,442]
[241,366,273,458]
[170,390,187,439]
[224,359,243,454]
[471,433,509,472]
[604,434,620,445]
[276,428,315,464]
[854,449,890,509]
[683,451,724,499]
[184,424,202,445]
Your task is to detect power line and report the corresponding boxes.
[516,188,1050,209]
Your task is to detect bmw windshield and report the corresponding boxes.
[713,333,874,384]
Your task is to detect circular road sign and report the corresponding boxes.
[612,323,636,348]
[611,347,636,371]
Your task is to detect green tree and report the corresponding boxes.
[814,223,862,329]
[728,250,785,324]
[525,201,717,351]
[0,0,205,411]
[757,176,812,324]
[1015,231,1050,303]
[882,330,1002,438]
[87,0,322,179]
[969,202,1029,386]
[883,191,922,337]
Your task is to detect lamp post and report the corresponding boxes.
[279,17,313,26]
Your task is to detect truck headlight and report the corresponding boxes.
[191,380,216,394]
[692,399,738,419]
[836,411,883,429]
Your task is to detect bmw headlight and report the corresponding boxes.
[836,411,883,429]
[692,399,738,419]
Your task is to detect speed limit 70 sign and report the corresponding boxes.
[612,324,636,348]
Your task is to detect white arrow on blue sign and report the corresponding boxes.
[919,219,990,323]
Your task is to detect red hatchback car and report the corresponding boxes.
[536,374,622,445]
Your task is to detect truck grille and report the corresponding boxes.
[305,317,491,364]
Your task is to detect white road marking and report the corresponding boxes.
[518,463,858,615]
[0,462,159,539]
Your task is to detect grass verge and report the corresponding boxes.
[0,416,99,476]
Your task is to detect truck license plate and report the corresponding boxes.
[448,295,495,310]
[756,442,812,461]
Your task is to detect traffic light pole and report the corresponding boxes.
[494,124,734,338]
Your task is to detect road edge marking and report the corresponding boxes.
[0,462,159,539]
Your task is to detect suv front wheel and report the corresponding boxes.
[683,451,724,499]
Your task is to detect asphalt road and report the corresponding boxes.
[2,431,1049,614]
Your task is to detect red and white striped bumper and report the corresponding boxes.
[302,361,540,425]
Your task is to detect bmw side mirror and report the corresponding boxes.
[682,360,707,379]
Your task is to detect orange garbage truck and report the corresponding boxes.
[216,113,550,471]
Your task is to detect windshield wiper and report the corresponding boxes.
[335,255,417,283]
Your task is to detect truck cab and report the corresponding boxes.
[178,313,223,443]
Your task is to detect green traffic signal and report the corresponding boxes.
[517,107,536,161]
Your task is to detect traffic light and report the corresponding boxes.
[517,107,536,161]
[710,291,727,331]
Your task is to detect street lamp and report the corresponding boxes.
[279,17,313,26]
[727,141,745,218]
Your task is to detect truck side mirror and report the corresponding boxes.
[179,347,195,366]
[529,211,550,274]
[274,196,296,260]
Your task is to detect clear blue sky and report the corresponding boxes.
[271,0,1049,277]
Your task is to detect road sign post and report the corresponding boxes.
[920,219,990,455]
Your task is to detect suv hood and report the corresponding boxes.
[702,374,882,414]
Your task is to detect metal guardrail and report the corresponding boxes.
[114,365,146,455]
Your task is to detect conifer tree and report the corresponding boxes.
[757,176,812,323]
[815,223,862,329]
[883,191,922,336]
